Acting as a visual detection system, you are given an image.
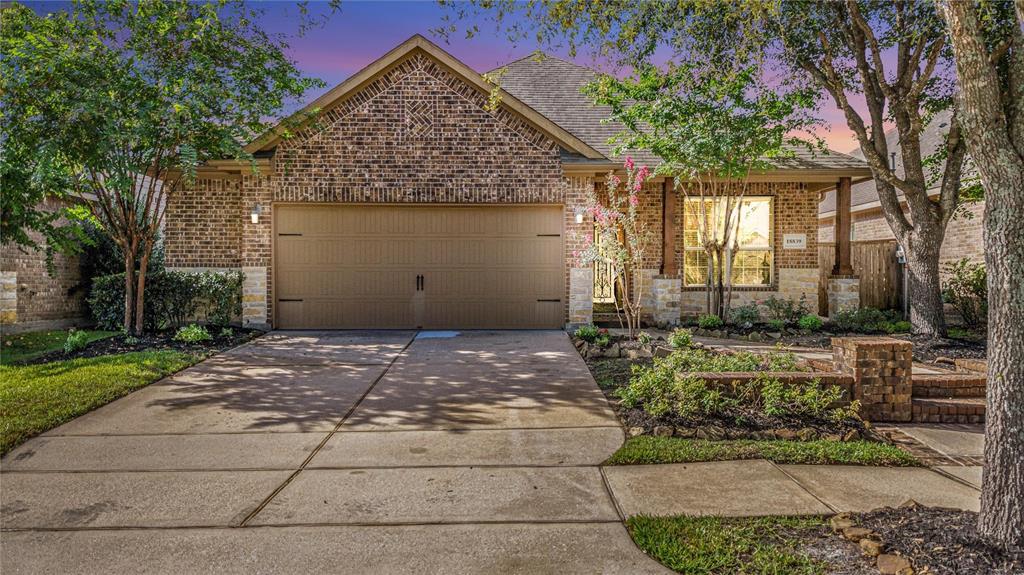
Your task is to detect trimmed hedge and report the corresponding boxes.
[89,270,243,331]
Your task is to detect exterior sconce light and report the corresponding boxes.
[250,204,262,224]
[574,207,585,224]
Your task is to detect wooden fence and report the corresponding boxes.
[818,240,903,315]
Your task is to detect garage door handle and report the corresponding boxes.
[278,298,303,302]
[416,275,423,291]
[537,298,561,303]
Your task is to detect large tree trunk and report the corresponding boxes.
[939,0,1024,552]
[902,230,947,338]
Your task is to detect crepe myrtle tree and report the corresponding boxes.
[0,0,331,334]
[575,159,654,338]
[938,0,1024,552]
[585,64,820,319]
[437,0,967,339]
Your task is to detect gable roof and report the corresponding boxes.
[246,35,604,159]
[493,54,869,175]
[819,109,956,217]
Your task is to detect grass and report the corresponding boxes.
[1,329,118,365]
[626,515,830,575]
[0,350,199,454]
[606,436,920,466]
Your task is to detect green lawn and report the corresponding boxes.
[626,515,830,575]
[606,436,919,466]
[1,329,118,365]
[0,350,198,454]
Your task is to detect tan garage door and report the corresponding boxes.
[274,205,564,329]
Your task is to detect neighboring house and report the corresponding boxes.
[819,109,985,271]
[163,35,869,330]
[0,197,90,334]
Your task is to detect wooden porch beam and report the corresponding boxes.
[832,176,855,276]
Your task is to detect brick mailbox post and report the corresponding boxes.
[832,337,914,422]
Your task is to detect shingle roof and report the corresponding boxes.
[493,53,867,173]
[819,109,955,215]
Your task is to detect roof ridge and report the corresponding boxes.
[489,51,598,76]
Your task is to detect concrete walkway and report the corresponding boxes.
[1,330,668,574]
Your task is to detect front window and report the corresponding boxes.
[682,197,773,286]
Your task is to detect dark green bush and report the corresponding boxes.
[63,329,90,354]
[668,328,693,349]
[80,223,165,278]
[828,307,904,334]
[89,270,243,331]
[761,295,809,326]
[942,259,987,328]
[728,303,760,326]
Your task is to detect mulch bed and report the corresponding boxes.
[853,505,1022,575]
[895,333,988,365]
[24,328,262,365]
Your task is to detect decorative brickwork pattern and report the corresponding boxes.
[0,198,88,332]
[833,337,913,422]
[274,52,562,204]
[164,177,242,268]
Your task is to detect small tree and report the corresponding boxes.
[576,160,655,337]
[1,0,327,333]
[586,64,819,319]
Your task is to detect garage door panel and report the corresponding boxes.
[274,205,564,329]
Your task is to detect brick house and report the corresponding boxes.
[819,109,984,271]
[1,197,90,333]
[163,35,870,330]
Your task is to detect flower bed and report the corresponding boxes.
[573,328,885,444]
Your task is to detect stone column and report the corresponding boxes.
[568,267,594,330]
[241,266,270,330]
[650,275,682,327]
[828,277,861,316]
[833,336,913,422]
[0,271,17,325]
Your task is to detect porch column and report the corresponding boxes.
[662,179,677,276]
[832,176,854,276]
[828,176,860,316]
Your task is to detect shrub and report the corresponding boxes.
[766,318,786,331]
[943,259,987,328]
[697,314,723,329]
[618,358,856,423]
[89,270,244,331]
[574,325,600,343]
[884,320,912,334]
[829,308,904,334]
[63,329,90,354]
[668,328,693,349]
[762,295,809,325]
[594,328,612,347]
[80,222,166,279]
[219,327,234,338]
[173,324,212,343]
[637,331,652,345]
[797,314,823,331]
[728,303,760,327]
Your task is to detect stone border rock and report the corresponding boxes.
[830,509,915,575]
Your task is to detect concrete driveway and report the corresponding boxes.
[1,330,668,574]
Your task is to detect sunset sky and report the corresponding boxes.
[27,0,887,154]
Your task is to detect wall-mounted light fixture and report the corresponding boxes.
[250,203,262,224]
[574,207,585,224]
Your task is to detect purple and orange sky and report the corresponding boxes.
[28,0,867,153]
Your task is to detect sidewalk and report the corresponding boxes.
[602,458,981,518]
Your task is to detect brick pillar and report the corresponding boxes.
[833,336,913,422]
[650,275,681,327]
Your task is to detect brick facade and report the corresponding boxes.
[162,45,840,329]
[0,198,89,333]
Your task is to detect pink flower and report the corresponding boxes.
[609,175,621,188]
[629,194,639,206]
[634,180,643,192]
[624,156,634,171]
[585,233,594,243]
[637,165,650,181]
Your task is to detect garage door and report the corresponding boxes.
[274,205,564,329]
